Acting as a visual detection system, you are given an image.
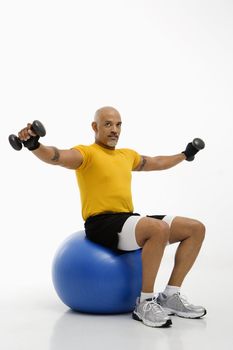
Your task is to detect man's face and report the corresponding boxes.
[92,108,122,149]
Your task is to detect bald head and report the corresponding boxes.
[94,106,121,124]
[92,106,122,149]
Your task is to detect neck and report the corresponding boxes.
[95,140,116,150]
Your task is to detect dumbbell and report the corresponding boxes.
[9,120,46,151]
[186,138,205,161]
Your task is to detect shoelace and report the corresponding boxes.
[143,299,166,315]
[175,293,194,307]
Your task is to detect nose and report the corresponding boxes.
[111,125,118,134]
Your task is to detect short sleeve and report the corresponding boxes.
[72,145,91,170]
[123,148,141,170]
[131,150,141,170]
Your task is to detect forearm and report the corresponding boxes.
[32,144,61,165]
[149,153,186,170]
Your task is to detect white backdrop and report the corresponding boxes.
[1,0,233,293]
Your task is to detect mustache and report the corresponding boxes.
[108,133,118,137]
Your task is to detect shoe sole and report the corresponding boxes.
[132,312,172,328]
[164,308,207,319]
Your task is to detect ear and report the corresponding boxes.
[91,121,98,132]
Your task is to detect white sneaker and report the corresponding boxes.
[132,297,172,327]
[157,293,207,319]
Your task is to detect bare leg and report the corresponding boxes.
[135,217,170,292]
[167,216,206,287]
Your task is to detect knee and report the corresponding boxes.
[151,220,170,244]
[191,220,206,243]
[135,218,170,247]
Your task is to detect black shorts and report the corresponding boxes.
[84,212,171,251]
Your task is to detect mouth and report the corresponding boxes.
[108,136,118,140]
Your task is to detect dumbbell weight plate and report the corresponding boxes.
[31,120,46,137]
[8,134,23,151]
[193,138,205,150]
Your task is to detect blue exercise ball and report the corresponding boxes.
[52,231,142,314]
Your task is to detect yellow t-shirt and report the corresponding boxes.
[73,143,141,220]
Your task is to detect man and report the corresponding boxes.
[18,106,206,328]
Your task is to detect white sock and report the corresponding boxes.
[163,285,181,297]
[140,292,155,302]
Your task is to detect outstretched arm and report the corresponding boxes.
[134,138,205,171]
[32,145,83,169]
[18,123,83,170]
[134,153,186,171]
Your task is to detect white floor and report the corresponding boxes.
[1,263,233,350]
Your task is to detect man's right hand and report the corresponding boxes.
[18,123,41,151]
